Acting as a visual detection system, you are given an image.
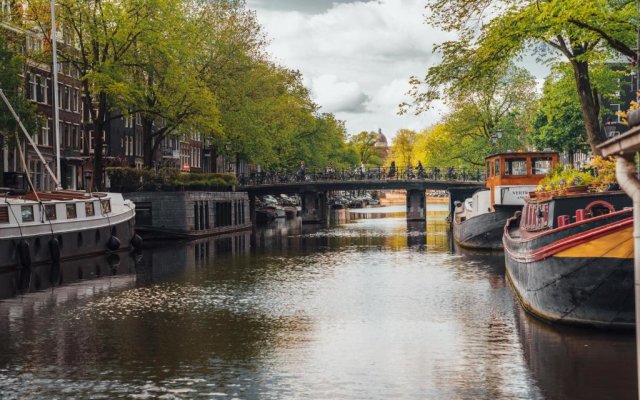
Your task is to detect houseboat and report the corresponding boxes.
[0,190,138,270]
[453,151,559,249]
[503,191,633,329]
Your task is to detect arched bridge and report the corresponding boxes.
[238,166,485,223]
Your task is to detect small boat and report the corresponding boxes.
[503,191,633,329]
[255,208,277,224]
[453,151,558,249]
[284,206,298,218]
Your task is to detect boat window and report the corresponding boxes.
[101,199,111,214]
[85,201,95,217]
[505,158,527,176]
[585,201,615,218]
[494,159,500,176]
[45,204,57,220]
[0,206,8,223]
[21,206,34,222]
[532,157,553,175]
[66,203,77,219]
[486,162,491,178]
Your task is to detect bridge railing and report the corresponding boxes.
[237,166,486,186]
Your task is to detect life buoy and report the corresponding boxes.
[17,240,31,268]
[107,235,121,251]
[49,237,61,263]
[130,234,143,249]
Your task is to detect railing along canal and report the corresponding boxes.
[237,166,486,186]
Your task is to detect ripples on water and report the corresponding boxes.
[0,207,635,399]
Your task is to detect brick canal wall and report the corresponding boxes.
[124,191,252,239]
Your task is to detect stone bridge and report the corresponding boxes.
[238,167,485,223]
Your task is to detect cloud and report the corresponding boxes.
[247,0,361,14]
[250,0,545,140]
[311,75,369,113]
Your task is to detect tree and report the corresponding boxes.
[389,129,417,166]
[130,0,222,167]
[411,65,537,167]
[405,0,638,155]
[349,131,383,166]
[0,35,38,185]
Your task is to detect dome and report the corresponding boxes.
[374,129,388,147]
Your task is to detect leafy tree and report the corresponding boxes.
[349,131,384,166]
[0,35,38,185]
[28,0,175,189]
[405,0,638,155]
[413,65,537,167]
[130,0,222,166]
[389,129,417,166]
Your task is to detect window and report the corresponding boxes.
[494,159,500,176]
[28,73,37,101]
[486,162,491,178]
[0,206,9,223]
[41,119,50,146]
[45,204,57,220]
[71,88,78,112]
[35,75,44,103]
[64,85,70,110]
[505,158,527,176]
[136,113,142,126]
[66,204,77,219]
[85,202,95,216]
[21,206,34,222]
[101,199,111,213]
[532,158,552,175]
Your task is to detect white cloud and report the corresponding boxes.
[311,75,369,113]
[250,0,546,140]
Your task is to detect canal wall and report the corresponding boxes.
[124,191,252,240]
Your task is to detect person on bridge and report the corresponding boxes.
[326,162,335,179]
[417,161,425,178]
[360,161,366,179]
[388,161,396,178]
[298,161,306,182]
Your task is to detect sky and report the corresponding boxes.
[245,0,548,140]
[245,0,449,139]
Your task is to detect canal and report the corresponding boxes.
[0,206,635,399]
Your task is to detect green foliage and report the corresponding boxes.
[536,165,594,191]
[407,0,638,155]
[389,129,417,166]
[349,131,384,166]
[412,65,538,168]
[0,35,38,139]
[531,63,622,153]
[107,167,237,189]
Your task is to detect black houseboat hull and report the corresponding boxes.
[504,192,634,329]
[453,205,519,250]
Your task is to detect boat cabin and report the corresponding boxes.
[485,151,558,209]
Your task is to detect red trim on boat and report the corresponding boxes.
[504,217,633,263]
[504,208,632,244]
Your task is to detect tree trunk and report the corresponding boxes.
[571,60,603,155]
[142,117,154,167]
[93,92,107,191]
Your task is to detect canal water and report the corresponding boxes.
[0,205,635,399]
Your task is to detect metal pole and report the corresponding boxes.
[50,0,62,189]
[0,89,60,187]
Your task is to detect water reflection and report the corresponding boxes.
[0,207,634,398]
[515,305,636,400]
